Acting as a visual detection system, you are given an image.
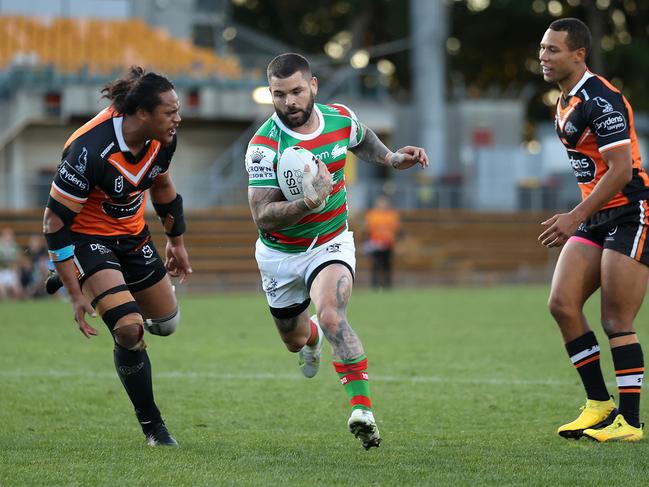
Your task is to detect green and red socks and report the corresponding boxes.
[305,318,319,347]
[333,355,372,411]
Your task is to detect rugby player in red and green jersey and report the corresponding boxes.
[539,18,647,441]
[245,53,428,449]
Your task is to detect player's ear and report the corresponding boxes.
[311,76,318,96]
[574,46,587,63]
[135,106,150,122]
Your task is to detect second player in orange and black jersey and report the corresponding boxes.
[50,106,177,239]
[555,70,649,208]
[43,67,190,447]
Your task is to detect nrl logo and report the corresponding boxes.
[114,175,124,193]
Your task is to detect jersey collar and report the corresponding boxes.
[568,69,595,97]
[112,116,130,152]
[271,104,324,140]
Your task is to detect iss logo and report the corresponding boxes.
[114,175,124,193]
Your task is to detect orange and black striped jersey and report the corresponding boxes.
[555,70,649,209]
[49,107,177,236]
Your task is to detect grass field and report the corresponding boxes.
[1,285,648,486]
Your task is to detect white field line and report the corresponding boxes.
[0,369,578,386]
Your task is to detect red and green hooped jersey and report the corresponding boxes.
[245,102,363,253]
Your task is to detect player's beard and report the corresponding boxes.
[275,92,315,128]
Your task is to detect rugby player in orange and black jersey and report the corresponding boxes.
[551,69,649,259]
[52,106,177,239]
[43,67,191,447]
[539,19,646,442]
[555,70,649,213]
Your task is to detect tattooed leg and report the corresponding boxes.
[273,312,310,352]
[318,271,365,361]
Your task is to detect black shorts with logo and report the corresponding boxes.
[573,200,649,266]
[71,226,167,292]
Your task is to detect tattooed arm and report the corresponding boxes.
[248,187,311,232]
[350,123,430,170]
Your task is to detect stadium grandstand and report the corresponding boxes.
[0,16,242,79]
[0,0,561,290]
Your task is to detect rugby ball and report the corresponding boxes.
[277,146,327,211]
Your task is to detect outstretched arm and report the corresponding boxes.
[350,124,429,170]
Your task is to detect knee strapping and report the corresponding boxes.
[144,308,180,336]
[101,299,145,351]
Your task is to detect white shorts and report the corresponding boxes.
[255,230,356,310]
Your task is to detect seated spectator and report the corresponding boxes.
[20,235,50,298]
[0,227,23,299]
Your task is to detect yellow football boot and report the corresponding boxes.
[583,414,644,442]
[557,398,617,439]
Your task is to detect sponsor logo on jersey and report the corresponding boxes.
[75,147,88,173]
[593,96,613,113]
[114,175,124,193]
[58,161,89,191]
[593,111,626,137]
[246,145,276,180]
[102,192,144,219]
[568,150,596,184]
[331,144,347,158]
[564,121,578,136]
[148,165,163,179]
[250,148,266,164]
[100,141,115,159]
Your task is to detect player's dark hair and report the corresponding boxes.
[549,18,591,57]
[267,53,312,82]
[101,66,174,115]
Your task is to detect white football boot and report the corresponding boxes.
[348,409,381,450]
[298,315,323,378]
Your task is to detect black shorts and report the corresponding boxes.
[573,201,649,266]
[71,226,167,293]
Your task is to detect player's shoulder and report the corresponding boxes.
[579,74,625,109]
[64,108,116,157]
[320,102,356,119]
[249,117,280,147]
